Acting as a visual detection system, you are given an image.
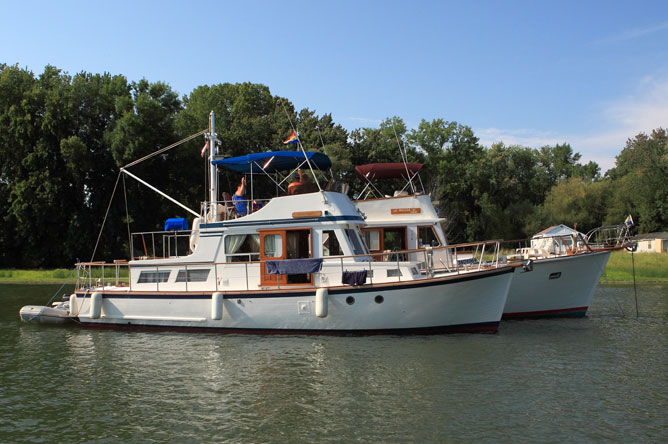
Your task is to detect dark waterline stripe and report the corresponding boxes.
[502,306,588,319]
[76,320,500,335]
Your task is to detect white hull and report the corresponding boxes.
[73,267,514,334]
[19,305,72,325]
[503,250,611,318]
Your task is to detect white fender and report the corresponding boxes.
[70,294,79,316]
[212,292,223,320]
[90,292,102,319]
[189,217,201,252]
[315,288,328,318]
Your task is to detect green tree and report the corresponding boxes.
[408,119,483,242]
[349,117,424,197]
[526,178,612,235]
[605,129,668,232]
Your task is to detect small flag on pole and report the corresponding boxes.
[625,214,634,227]
[201,140,209,157]
[283,131,299,144]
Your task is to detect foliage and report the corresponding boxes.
[0,63,664,268]
[605,129,668,233]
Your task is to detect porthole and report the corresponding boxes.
[375,295,384,304]
[346,296,355,305]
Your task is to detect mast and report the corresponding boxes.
[208,111,218,221]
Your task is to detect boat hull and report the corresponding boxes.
[19,305,72,325]
[72,267,514,335]
[502,250,611,318]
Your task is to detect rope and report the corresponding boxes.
[279,100,323,192]
[123,174,131,258]
[44,267,77,307]
[123,129,207,169]
[90,170,122,262]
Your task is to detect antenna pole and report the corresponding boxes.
[208,111,218,221]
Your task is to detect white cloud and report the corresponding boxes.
[594,20,668,45]
[476,76,668,173]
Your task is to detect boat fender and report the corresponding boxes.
[211,292,224,320]
[90,292,102,319]
[315,288,328,318]
[190,217,202,252]
[522,259,534,272]
[70,294,79,316]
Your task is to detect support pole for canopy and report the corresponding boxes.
[121,168,200,218]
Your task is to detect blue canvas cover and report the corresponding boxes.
[164,218,188,231]
[212,151,332,173]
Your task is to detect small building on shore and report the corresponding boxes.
[631,232,668,253]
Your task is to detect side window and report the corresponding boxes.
[225,234,260,262]
[345,228,367,255]
[264,234,283,258]
[418,226,441,247]
[322,230,343,256]
[175,269,210,282]
[137,270,170,283]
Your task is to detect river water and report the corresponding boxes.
[1,283,666,443]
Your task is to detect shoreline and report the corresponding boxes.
[2,251,667,285]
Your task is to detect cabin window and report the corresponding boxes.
[263,234,283,258]
[322,230,343,256]
[175,269,210,282]
[225,233,260,262]
[346,229,367,255]
[387,268,403,277]
[418,226,441,247]
[137,270,170,283]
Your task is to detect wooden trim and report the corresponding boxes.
[292,210,322,218]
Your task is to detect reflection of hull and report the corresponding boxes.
[72,267,514,335]
[503,251,611,318]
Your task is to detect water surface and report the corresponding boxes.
[1,283,666,443]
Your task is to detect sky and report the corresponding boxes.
[3,0,668,171]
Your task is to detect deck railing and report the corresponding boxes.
[75,239,504,292]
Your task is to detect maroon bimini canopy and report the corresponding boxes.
[355,163,424,181]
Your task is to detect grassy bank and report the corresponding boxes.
[0,267,128,284]
[600,250,668,283]
[0,269,77,284]
[1,251,666,284]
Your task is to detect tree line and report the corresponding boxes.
[1,64,666,268]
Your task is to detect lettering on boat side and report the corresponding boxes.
[549,272,562,280]
[391,208,421,215]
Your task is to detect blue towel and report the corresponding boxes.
[342,270,367,286]
[266,258,323,275]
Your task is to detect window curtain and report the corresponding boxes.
[225,234,247,254]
